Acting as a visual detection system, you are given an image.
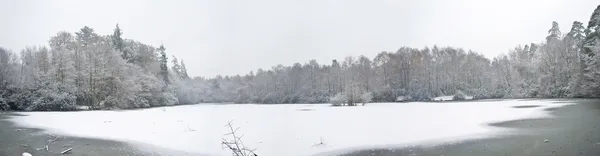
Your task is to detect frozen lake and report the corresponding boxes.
[10,99,572,156]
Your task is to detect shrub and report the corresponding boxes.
[262,92,280,104]
[329,93,345,106]
[99,96,119,109]
[0,97,8,111]
[131,96,150,108]
[161,92,179,106]
[453,90,466,101]
[7,90,35,110]
[361,92,372,105]
[28,91,77,111]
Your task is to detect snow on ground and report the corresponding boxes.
[11,100,572,156]
[432,96,454,101]
[432,95,474,101]
[465,95,474,100]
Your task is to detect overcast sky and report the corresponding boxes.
[1,0,598,77]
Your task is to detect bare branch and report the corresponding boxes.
[221,121,257,156]
[16,141,29,148]
[34,134,61,151]
[312,137,327,147]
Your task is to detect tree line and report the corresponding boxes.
[1,5,600,110]
[178,5,600,105]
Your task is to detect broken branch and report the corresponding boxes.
[61,148,72,154]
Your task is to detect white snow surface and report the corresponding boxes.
[432,96,454,101]
[432,95,474,101]
[11,100,572,156]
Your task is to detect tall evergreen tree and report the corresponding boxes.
[112,24,130,62]
[580,5,600,97]
[546,21,562,43]
[180,60,189,79]
[583,5,600,56]
[171,55,181,77]
[158,44,169,84]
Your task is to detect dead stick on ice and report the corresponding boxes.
[61,148,72,154]
[312,137,326,147]
[36,134,60,151]
[16,141,29,148]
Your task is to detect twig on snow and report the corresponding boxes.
[312,137,326,147]
[185,124,196,132]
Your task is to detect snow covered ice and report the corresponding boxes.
[11,100,572,156]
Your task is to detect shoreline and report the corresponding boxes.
[0,112,193,156]
[339,99,600,156]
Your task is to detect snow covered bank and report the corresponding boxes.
[11,100,572,156]
[432,95,474,101]
[432,96,454,101]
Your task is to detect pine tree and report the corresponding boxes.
[583,5,600,56]
[171,56,181,77]
[546,21,562,43]
[180,60,189,79]
[580,5,600,97]
[75,26,97,47]
[112,24,130,62]
[567,21,586,41]
[158,44,169,84]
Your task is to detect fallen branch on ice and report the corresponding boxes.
[312,137,326,147]
[35,134,60,151]
[16,141,29,148]
[61,148,72,154]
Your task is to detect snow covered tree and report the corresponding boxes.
[546,21,562,43]
[583,5,600,57]
[579,43,600,97]
[580,5,600,97]
[0,47,19,90]
[112,24,131,63]
[180,60,189,79]
[171,56,182,78]
[158,44,169,84]
[564,21,587,96]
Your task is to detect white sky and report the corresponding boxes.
[1,0,598,77]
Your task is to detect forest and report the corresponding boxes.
[1,5,600,110]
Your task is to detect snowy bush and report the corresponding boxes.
[299,90,328,104]
[453,90,466,101]
[7,89,35,110]
[329,93,345,106]
[473,88,490,99]
[161,92,179,106]
[28,91,77,111]
[99,96,119,109]
[262,92,281,104]
[131,96,150,108]
[361,92,372,105]
[0,97,8,111]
